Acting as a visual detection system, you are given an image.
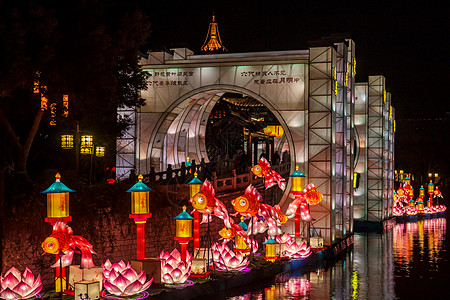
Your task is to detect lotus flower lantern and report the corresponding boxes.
[158,249,192,284]
[101,260,153,296]
[211,243,250,271]
[0,267,42,300]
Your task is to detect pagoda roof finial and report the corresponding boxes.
[201,13,227,53]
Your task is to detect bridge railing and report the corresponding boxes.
[142,160,290,194]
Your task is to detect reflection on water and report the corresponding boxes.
[224,216,448,299]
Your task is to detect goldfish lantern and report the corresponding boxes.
[42,173,74,223]
[263,238,279,262]
[234,217,249,254]
[174,206,194,262]
[232,194,260,217]
[305,184,323,205]
[188,173,203,249]
[127,174,153,260]
[397,186,405,197]
[428,180,434,207]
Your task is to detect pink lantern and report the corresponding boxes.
[0,267,42,300]
[284,240,311,259]
[212,242,250,271]
[101,260,153,296]
[158,249,192,284]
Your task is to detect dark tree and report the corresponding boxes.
[0,0,151,269]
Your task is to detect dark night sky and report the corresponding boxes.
[132,0,449,173]
[135,1,449,117]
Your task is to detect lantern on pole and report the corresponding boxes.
[234,217,249,255]
[188,173,202,249]
[427,180,434,207]
[289,166,305,237]
[42,173,74,292]
[263,238,279,262]
[408,186,415,206]
[127,174,153,260]
[173,205,194,262]
[42,173,74,224]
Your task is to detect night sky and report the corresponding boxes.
[133,0,450,175]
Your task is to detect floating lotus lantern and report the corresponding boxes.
[285,239,311,259]
[0,267,42,300]
[405,206,418,216]
[392,206,404,217]
[423,206,434,214]
[101,260,153,296]
[211,243,249,271]
[158,249,192,284]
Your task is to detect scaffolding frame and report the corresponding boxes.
[116,106,137,181]
[367,76,385,221]
[308,46,336,245]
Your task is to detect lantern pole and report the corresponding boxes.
[127,174,153,260]
[187,172,202,249]
[290,166,305,237]
[42,173,74,293]
[174,205,194,263]
[428,180,434,207]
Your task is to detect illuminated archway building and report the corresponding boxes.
[116,38,395,246]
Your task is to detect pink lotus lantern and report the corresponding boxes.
[436,205,447,213]
[423,206,434,214]
[405,206,418,216]
[211,242,250,271]
[393,206,404,216]
[0,267,42,300]
[101,260,153,296]
[158,249,192,284]
[285,240,311,259]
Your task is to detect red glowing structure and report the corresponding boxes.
[127,174,153,260]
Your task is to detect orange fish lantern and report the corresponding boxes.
[305,184,323,205]
[232,193,261,217]
[219,226,237,240]
[42,221,96,269]
[190,180,217,213]
[251,157,286,190]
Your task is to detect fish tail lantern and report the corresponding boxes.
[127,174,153,260]
[290,166,305,237]
[428,180,434,207]
[188,173,203,249]
[173,206,194,262]
[41,173,74,292]
[263,238,279,262]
